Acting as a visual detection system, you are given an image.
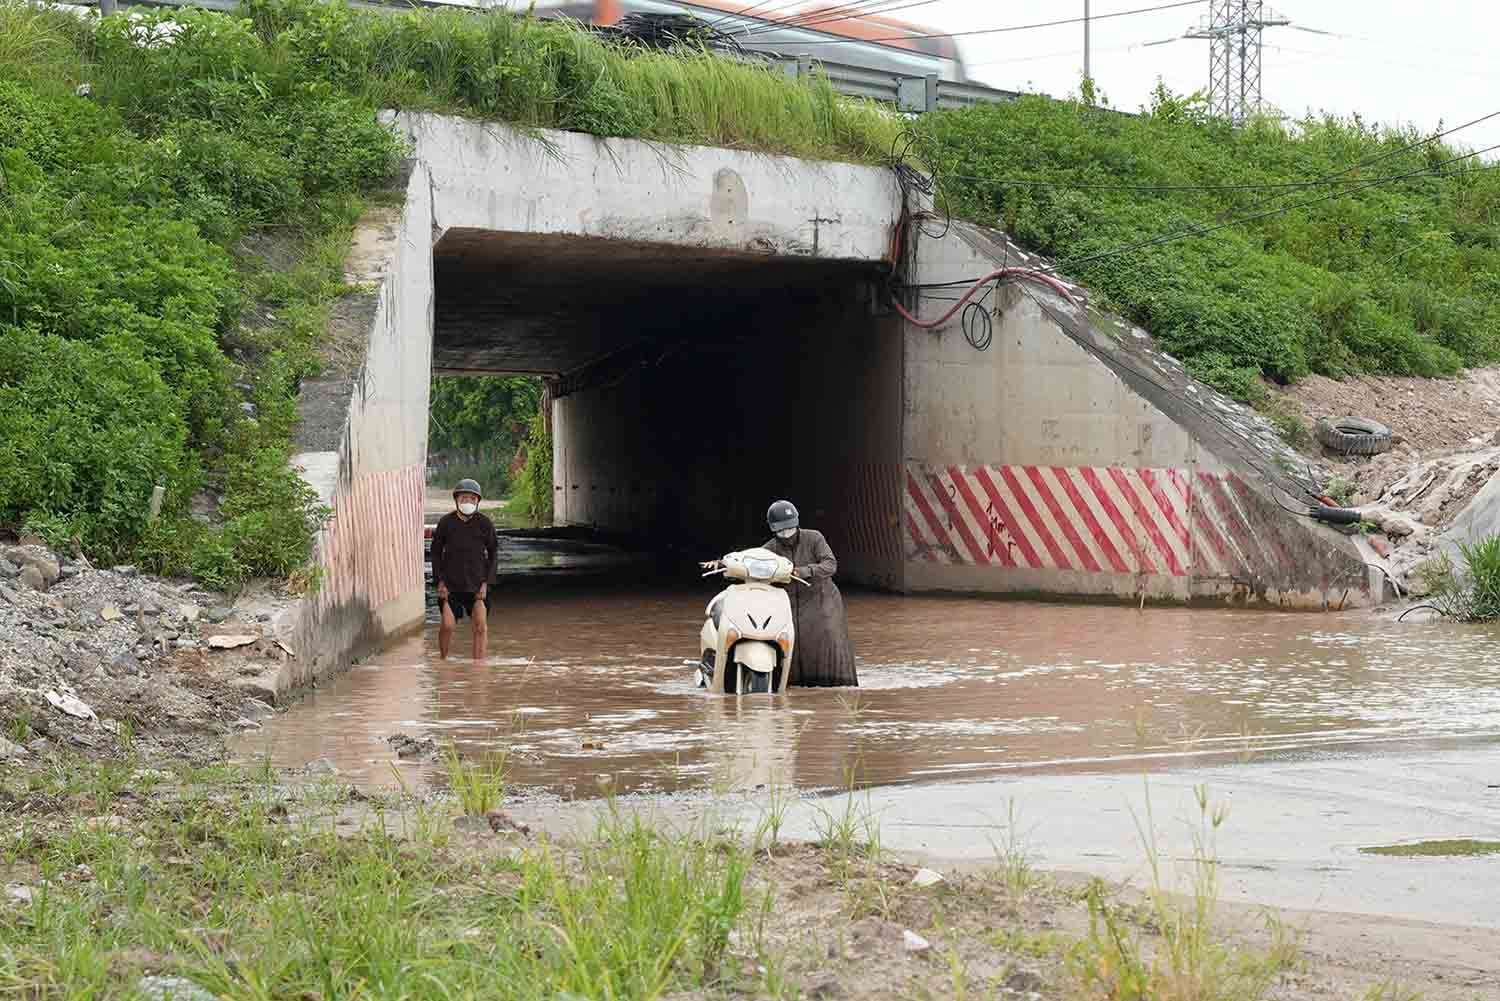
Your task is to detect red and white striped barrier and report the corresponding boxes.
[904,462,1293,581]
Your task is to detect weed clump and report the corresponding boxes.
[1414,536,1500,622]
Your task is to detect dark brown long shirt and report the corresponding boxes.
[430,511,498,592]
[763,528,858,687]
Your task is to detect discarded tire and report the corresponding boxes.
[1315,415,1394,456]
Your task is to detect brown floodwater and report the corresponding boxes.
[232,543,1500,797]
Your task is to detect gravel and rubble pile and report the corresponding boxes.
[0,540,300,757]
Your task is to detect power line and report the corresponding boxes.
[737,0,940,37]
[737,0,940,38]
[735,0,1208,46]
[967,35,1180,69]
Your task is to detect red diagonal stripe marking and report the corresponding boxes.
[906,512,935,560]
[1108,468,1184,577]
[1139,468,1192,555]
[1197,472,1265,574]
[999,466,1072,569]
[1008,465,1104,567]
[1191,497,1238,576]
[1226,474,1295,575]
[1079,467,1151,574]
[1034,467,1112,573]
[972,466,1042,568]
[906,469,955,557]
[948,465,1013,567]
[928,470,988,566]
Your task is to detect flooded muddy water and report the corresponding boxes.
[234,543,1500,797]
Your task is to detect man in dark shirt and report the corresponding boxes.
[430,478,498,661]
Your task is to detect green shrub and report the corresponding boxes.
[918,92,1500,402]
[0,0,893,584]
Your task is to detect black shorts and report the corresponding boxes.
[440,591,488,622]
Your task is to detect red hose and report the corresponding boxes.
[891,268,1080,329]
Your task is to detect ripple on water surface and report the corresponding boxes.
[231,588,1500,796]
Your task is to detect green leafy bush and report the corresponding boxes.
[0,0,894,585]
[918,90,1500,400]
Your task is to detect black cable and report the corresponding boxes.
[736,0,1208,46]
[1398,603,1442,622]
[738,0,941,38]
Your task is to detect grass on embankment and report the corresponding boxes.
[917,87,1500,407]
[0,747,1320,1001]
[0,0,896,589]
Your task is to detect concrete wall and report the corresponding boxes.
[386,113,902,264]
[902,222,1372,608]
[279,162,434,695]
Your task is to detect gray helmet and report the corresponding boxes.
[767,500,799,533]
[453,478,483,501]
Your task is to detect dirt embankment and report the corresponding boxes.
[0,537,300,765]
[1272,367,1500,589]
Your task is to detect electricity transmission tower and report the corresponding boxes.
[1187,1,1290,125]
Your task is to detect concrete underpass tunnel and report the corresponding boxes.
[432,229,903,577]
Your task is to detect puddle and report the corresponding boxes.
[233,543,1500,797]
[1360,839,1500,858]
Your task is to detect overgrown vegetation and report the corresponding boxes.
[427,374,541,500]
[1413,535,1500,622]
[0,0,894,585]
[514,409,554,525]
[918,84,1500,403]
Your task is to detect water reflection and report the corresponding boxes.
[234,548,1500,796]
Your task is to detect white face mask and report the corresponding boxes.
[776,528,797,540]
[458,501,478,516]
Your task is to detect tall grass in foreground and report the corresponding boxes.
[0,758,751,1000]
[1416,534,1500,622]
[1069,781,1300,1001]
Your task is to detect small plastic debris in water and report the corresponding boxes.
[582,741,606,750]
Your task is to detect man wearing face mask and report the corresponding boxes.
[763,500,858,687]
[430,478,498,661]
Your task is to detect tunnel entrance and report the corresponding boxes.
[431,228,905,587]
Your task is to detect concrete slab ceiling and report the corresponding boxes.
[432,229,885,376]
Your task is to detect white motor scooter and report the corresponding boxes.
[697,549,805,695]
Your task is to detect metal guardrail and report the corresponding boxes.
[775,58,1019,113]
[83,0,1021,113]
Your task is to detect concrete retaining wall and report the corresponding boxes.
[387,113,902,264]
[900,222,1373,607]
[276,161,434,697]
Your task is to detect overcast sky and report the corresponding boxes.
[898,0,1500,158]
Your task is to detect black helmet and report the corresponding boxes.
[767,500,799,533]
[453,478,483,501]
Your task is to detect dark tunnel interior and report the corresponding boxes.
[431,228,905,584]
